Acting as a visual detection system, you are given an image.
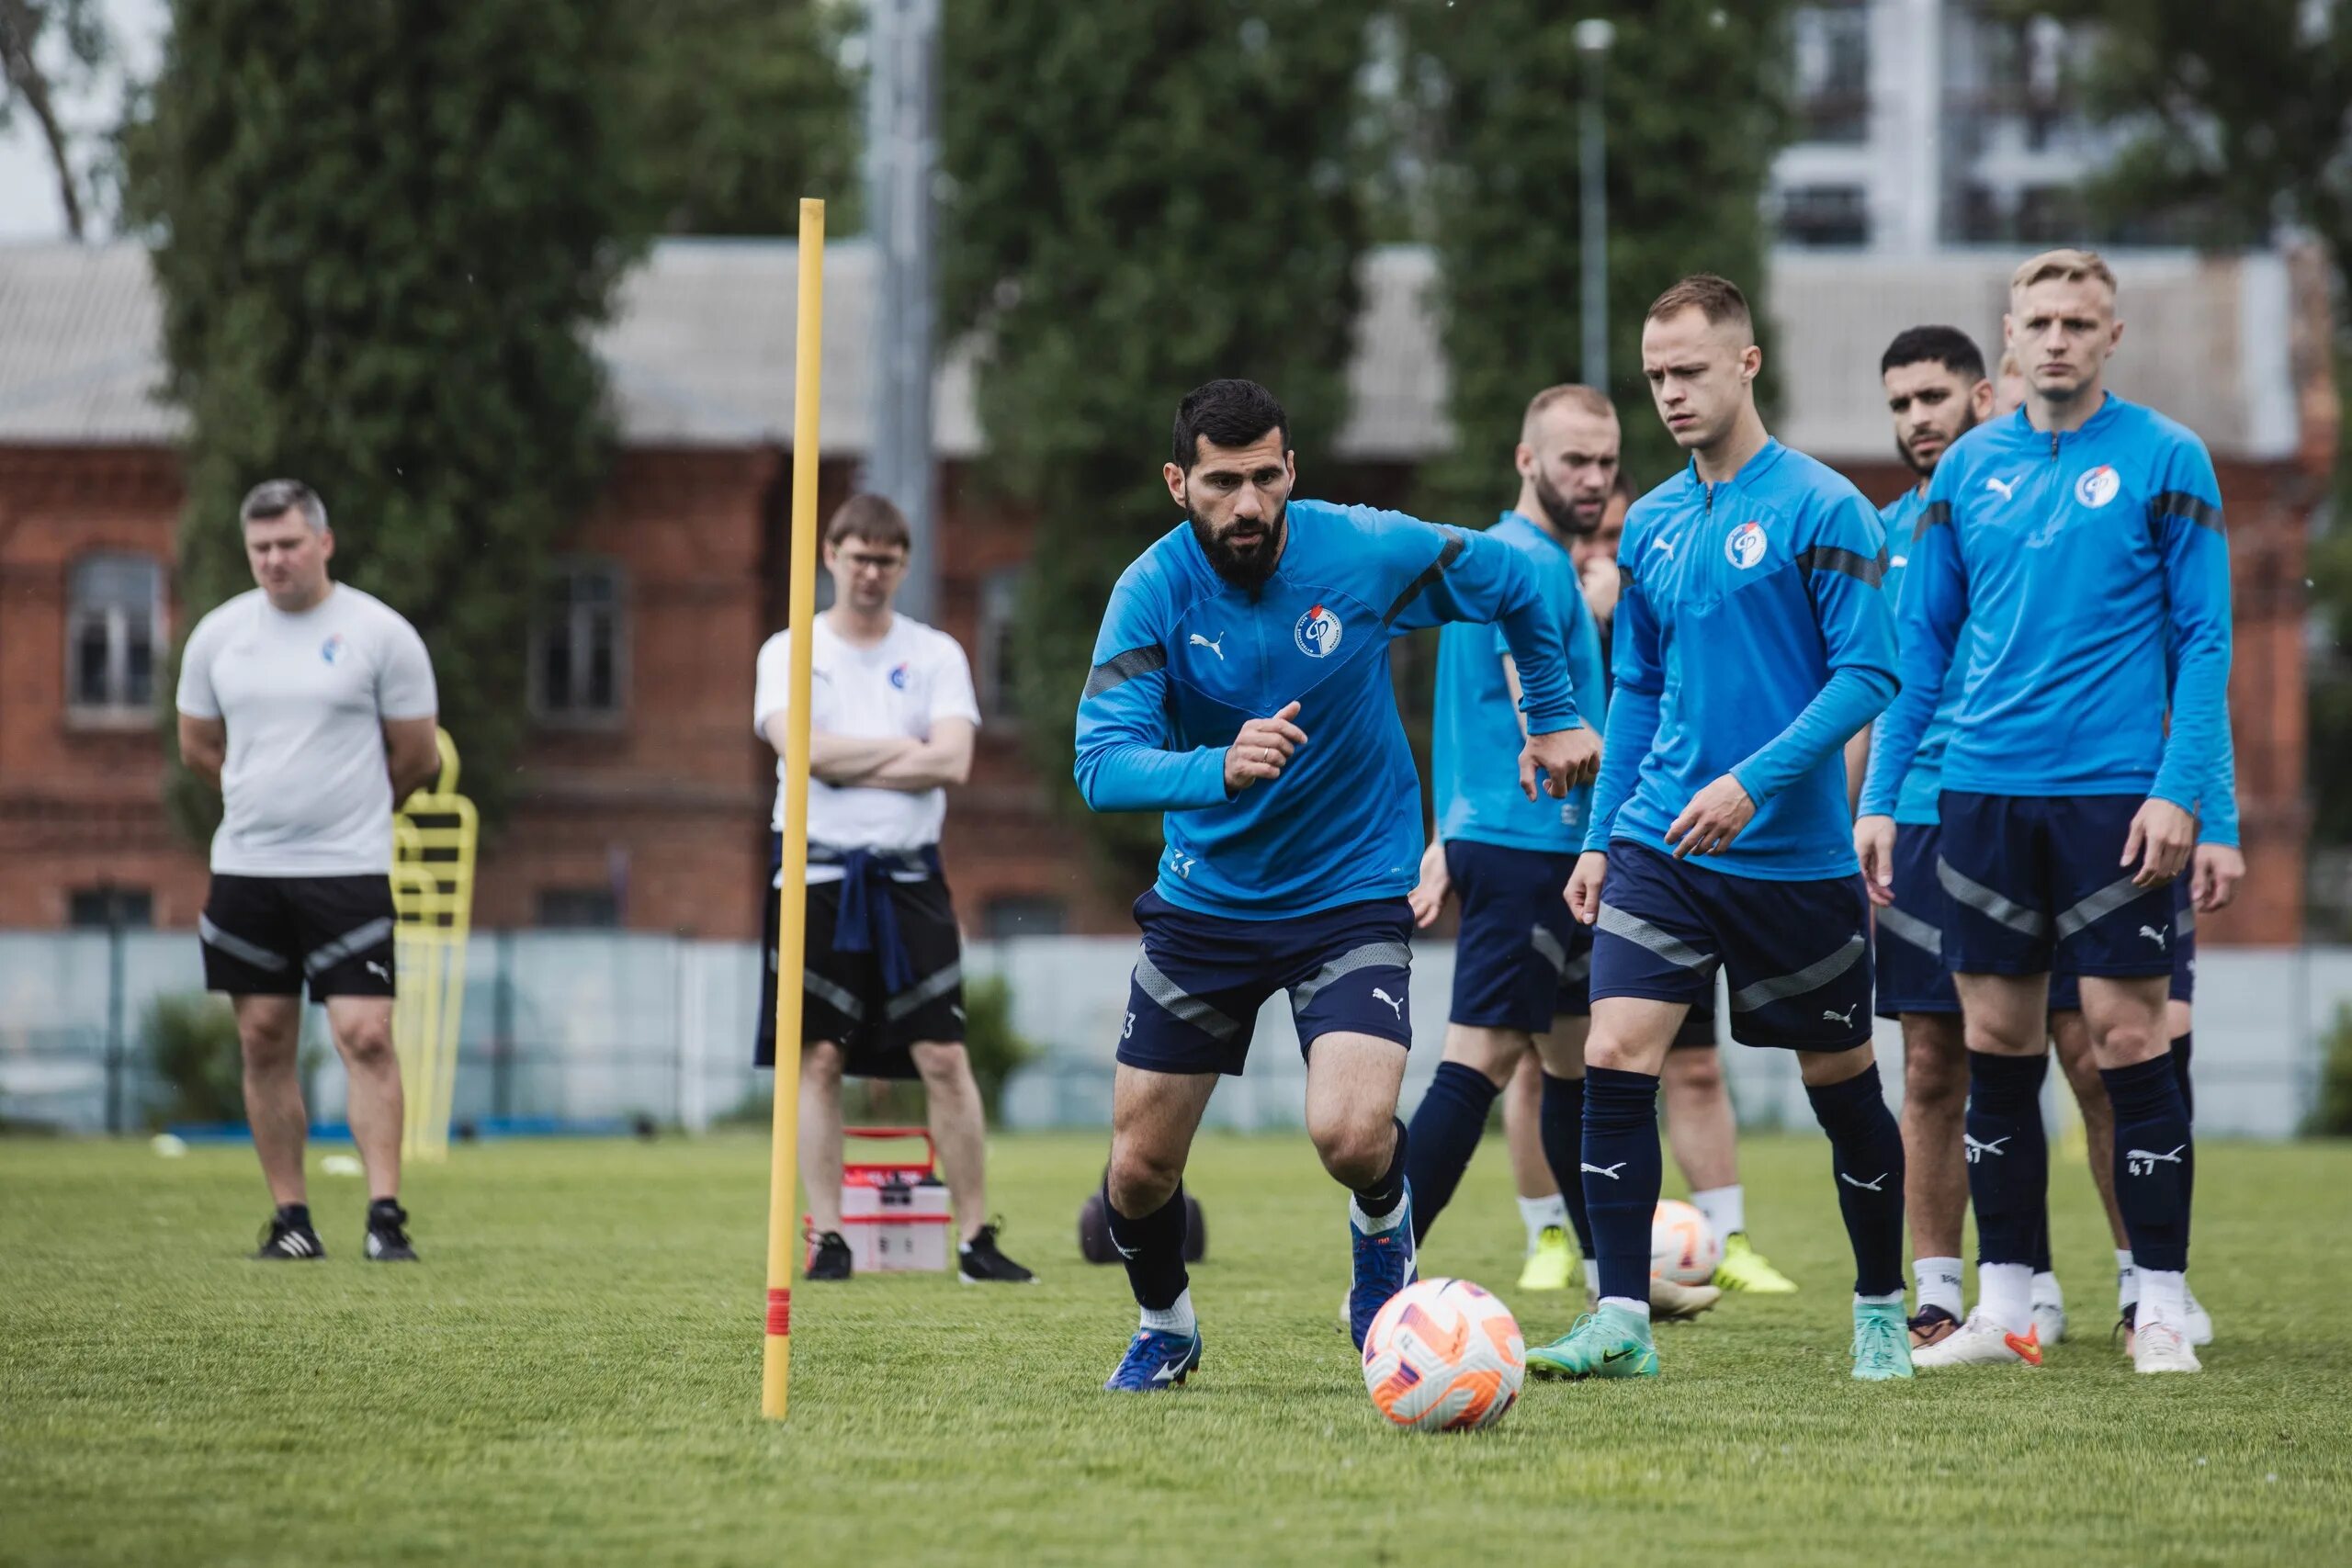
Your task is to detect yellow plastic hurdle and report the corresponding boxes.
[390,728,479,1162]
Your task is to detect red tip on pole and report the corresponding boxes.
[766,1287,792,1337]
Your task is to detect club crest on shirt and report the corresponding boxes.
[1295,604,1343,658]
[1724,521,1769,570]
[2075,465,2120,508]
[320,634,345,665]
[888,662,910,690]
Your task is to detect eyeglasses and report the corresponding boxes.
[838,552,909,575]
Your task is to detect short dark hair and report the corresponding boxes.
[1881,325,1987,384]
[1645,274,1752,336]
[824,493,912,551]
[240,478,327,532]
[1170,378,1289,470]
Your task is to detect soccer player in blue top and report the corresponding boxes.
[1860,325,1995,1351]
[1075,378,1598,1392]
[1857,250,2232,1375]
[1399,385,1718,1324]
[1528,275,1912,1384]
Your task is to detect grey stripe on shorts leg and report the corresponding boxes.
[2053,874,2150,941]
[805,970,867,1021]
[200,914,290,973]
[1729,934,1868,1013]
[1529,925,1569,978]
[1594,902,1713,970]
[304,916,393,976]
[1935,858,2051,938]
[1133,952,1244,1044]
[1876,904,1942,958]
[1291,941,1413,1011]
[886,962,964,1022]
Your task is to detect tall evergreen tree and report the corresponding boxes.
[129,0,644,835]
[1407,0,1795,513]
[940,1,1377,881]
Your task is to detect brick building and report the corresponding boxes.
[0,241,2328,942]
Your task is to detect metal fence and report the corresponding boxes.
[0,929,2337,1139]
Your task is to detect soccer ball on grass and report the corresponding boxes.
[1361,1277,1524,1432]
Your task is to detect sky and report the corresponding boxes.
[0,0,169,243]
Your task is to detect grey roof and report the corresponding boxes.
[0,238,2302,461]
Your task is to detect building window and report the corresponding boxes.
[1777,183,1871,248]
[982,895,1067,939]
[65,554,163,720]
[1791,3,1871,145]
[536,888,620,929]
[531,561,627,725]
[978,566,1024,723]
[68,886,153,929]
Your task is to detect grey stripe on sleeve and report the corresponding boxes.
[1082,645,1167,701]
[1381,530,1468,626]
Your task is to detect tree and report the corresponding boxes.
[1405,0,1795,518]
[128,0,645,836]
[629,0,860,235]
[940,1,1377,882]
[0,0,107,238]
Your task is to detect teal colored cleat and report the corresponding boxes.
[1525,1303,1658,1380]
[1850,1299,1915,1382]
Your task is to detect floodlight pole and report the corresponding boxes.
[863,0,941,621]
[1576,18,1615,392]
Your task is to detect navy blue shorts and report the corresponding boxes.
[1589,840,1872,1052]
[2048,879,2197,1011]
[1118,891,1413,1077]
[1446,840,1587,1032]
[1938,792,2175,981]
[1875,823,1960,1021]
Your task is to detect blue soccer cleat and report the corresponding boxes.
[1346,1182,1419,1351]
[1103,1327,1204,1392]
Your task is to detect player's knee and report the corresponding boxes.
[2094,1019,2165,1068]
[1903,1038,1965,1109]
[1307,1114,1392,1187]
[910,1042,974,1093]
[239,1025,299,1077]
[1665,1049,1723,1094]
[1107,1143,1182,1215]
[801,1043,845,1089]
[333,1021,395,1071]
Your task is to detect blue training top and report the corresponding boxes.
[1585,438,1897,881]
[1877,486,1963,829]
[1433,512,1608,854]
[1859,396,2233,828]
[1075,498,1583,919]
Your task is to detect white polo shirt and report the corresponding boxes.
[752,614,979,884]
[175,584,438,875]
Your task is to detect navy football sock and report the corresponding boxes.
[1403,1062,1498,1244]
[1805,1063,1906,1297]
[1539,1070,1596,1257]
[2171,1029,2194,1124]
[2030,1197,2054,1276]
[1965,1051,2049,1268]
[2103,1055,2194,1273]
[1104,1180,1190,1312]
[1581,1066,1663,1303]
[1352,1117,1408,1220]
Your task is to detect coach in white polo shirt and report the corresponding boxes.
[754,493,1033,1285]
[176,479,441,1264]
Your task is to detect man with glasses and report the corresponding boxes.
[753,494,1034,1285]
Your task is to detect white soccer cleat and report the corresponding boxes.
[2183,1285,2213,1348]
[1649,1274,1722,1320]
[2031,1298,2068,1347]
[1909,1312,2042,1370]
[2132,1319,2201,1374]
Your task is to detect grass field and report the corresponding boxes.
[5,1131,2350,1567]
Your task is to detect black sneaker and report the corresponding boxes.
[807,1231,854,1281]
[958,1222,1036,1284]
[364,1199,418,1262]
[255,1204,325,1260]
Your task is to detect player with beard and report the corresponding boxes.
[1076,378,1599,1391]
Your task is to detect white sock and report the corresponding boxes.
[1350,1193,1408,1235]
[2138,1268,2187,1329]
[2116,1247,2140,1311]
[1140,1288,1197,1337]
[1690,1184,1744,1241]
[2031,1269,2064,1309]
[1978,1262,2033,1335]
[1914,1256,1964,1320]
[1519,1193,1568,1251]
[1599,1294,1652,1322]
[1583,1258,1600,1295]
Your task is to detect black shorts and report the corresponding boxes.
[756,868,966,1079]
[199,874,397,1000]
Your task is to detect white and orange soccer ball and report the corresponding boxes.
[1360,1277,1525,1432]
[1651,1198,1722,1287]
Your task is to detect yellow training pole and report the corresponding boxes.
[763,197,826,1420]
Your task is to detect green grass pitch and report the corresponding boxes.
[5,1131,2349,1566]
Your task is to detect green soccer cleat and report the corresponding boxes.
[1713,1233,1799,1293]
[1850,1299,1915,1382]
[1525,1303,1658,1380]
[1517,1225,1578,1293]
